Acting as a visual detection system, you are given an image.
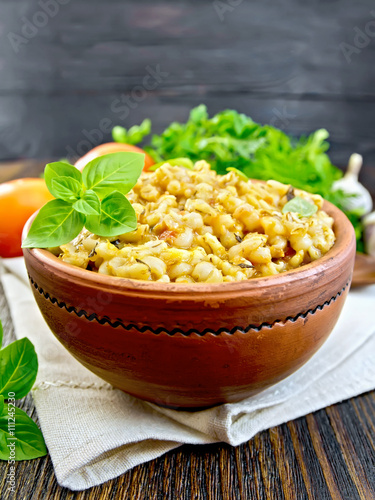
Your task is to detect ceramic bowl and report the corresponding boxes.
[23,200,355,409]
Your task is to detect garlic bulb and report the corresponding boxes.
[332,153,373,214]
[363,211,375,257]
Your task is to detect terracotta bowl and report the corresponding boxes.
[23,200,355,409]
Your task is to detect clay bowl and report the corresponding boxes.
[23,200,355,409]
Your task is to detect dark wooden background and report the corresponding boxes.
[0,0,374,192]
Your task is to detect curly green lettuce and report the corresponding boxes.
[113,105,364,247]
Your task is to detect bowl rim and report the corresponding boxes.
[22,198,355,297]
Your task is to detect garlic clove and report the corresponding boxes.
[332,153,373,214]
[363,211,375,257]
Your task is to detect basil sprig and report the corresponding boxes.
[282,196,318,217]
[0,319,47,460]
[22,152,144,249]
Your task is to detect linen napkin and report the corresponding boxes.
[1,257,374,491]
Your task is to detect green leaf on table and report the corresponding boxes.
[85,191,137,237]
[51,176,83,202]
[0,405,47,460]
[44,161,82,193]
[0,338,38,400]
[282,196,318,217]
[82,152,144,198]
[22,200,85,248]
[73,189,101,216]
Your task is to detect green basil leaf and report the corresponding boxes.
[44,161,82,194]
[85,191,137,237]
[22,200,85,248]
[0,405,47,460]
[73,189,101,216]
[149,157,194,171]
[0,338,38,399]
[82,152,144,198]
[0,396,4,415]
[51,176,83,202]
[0,319,3,349]
[226,167,249,182]
[282,196,318,217]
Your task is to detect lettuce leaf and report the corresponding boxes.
[113,105,363,245]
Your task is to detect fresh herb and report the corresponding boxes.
[0,405,47,460]
[226,167,249,182]
[112,119,151,145]
[282,196,318,217]
[0,319,47,460]
[0,338,38,399]
[88,243,98,257]
[149,157,194,171]
[136,258,151,271]
[112,105,365,247]
[22,152,144,249]
[113,105,341,197]
[286,185,295,201]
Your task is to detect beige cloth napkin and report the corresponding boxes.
[1,257,375,491]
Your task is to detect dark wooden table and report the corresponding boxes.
[0,161,374,499]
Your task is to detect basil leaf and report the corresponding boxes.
[82,152,144,198]
[0,405,47,460]
[0,319,3,349]
[149,157,194,171]
[226,167,249,182]
[85,191,137,237]
[0,396,4,415]
[22,200,85,248]
[0,338,38,399]
[73,189,101,216]
[51,176,83,202]
[282,196,318,217]
[45,161,82,194]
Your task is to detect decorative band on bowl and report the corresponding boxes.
[28,275,349,337]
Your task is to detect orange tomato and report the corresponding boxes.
[74,142,155,172]
[0,178,54,258]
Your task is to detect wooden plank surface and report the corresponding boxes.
[1,0,375,95]
[1,94,375,166]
